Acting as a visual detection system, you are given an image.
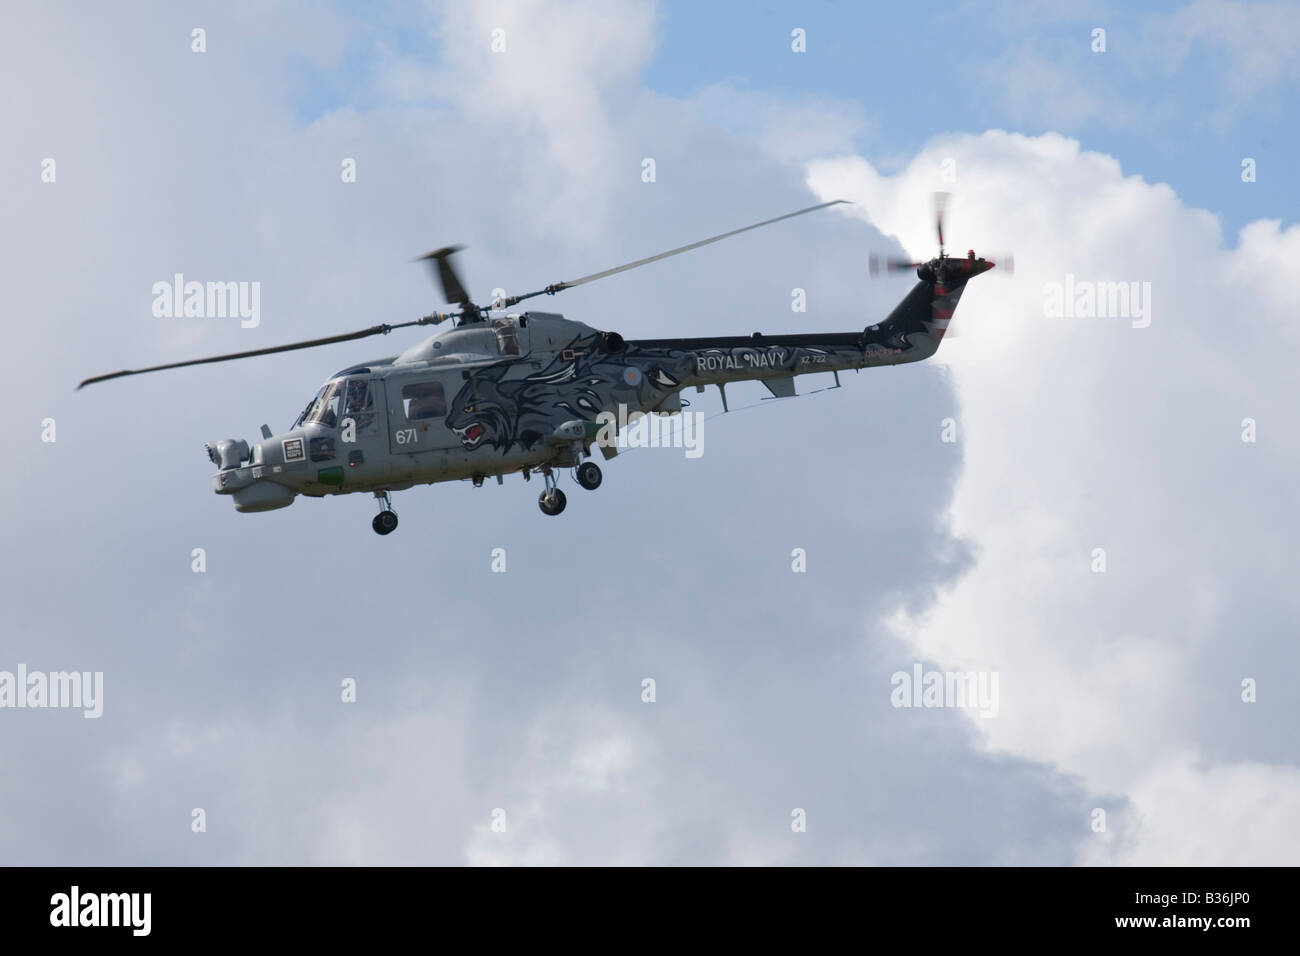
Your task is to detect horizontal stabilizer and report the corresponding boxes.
[762,376,796,399]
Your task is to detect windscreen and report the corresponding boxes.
[298,381,343,428]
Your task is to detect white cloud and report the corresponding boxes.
[427,0,660,239]
[808,130,1300,864]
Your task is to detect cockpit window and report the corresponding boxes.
[292,396,316,430]
[302,381,342,428]
[402,381,446,420]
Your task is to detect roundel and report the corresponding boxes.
[623,366,642,386]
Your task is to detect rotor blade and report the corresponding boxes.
[985,252,1014,276]
[77,316,447,389]
[503,199,850,306]
[415,246,475,308]
[886,258,923,273]
[869,253,922,276]
[934,192,949,252]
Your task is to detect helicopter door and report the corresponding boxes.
[341,377,379,438]
[390,375,460,454]
[334,377,386,469]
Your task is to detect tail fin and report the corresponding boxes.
[864,278,968,364]
[867,258,992,356]
[927,278,970,342]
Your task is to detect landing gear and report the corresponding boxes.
[372,491,398,535]
[537,468,567,516]
[576,461,602,491]
[539,488,567,516]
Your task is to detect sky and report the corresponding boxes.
[1,0,1297,865]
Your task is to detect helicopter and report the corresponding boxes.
[79,195,1002,534]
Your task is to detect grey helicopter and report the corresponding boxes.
[79,196,1002,534]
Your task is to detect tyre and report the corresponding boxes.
[576,461,602,491]
[538,488,567,516]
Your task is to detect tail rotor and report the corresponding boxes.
[865,193,1014,341]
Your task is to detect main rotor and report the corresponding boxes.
[79,199,850,389]
[413,199,854,328]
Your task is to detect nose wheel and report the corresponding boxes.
[537,467,567,516]
[372,491,398,535]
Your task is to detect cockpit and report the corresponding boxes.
[293,376,375,431]
[294,381,341,429]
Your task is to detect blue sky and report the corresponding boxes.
[642,0,1296,240]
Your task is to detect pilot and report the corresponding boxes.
[345,385,367,414]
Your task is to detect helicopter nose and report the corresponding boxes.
[230,480,296,512]
[207,438,249,470]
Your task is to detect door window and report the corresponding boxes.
[402,381,446,420]
[342,378,377,434]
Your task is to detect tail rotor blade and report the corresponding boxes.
[975,252,1015,276]
[934,191,949,254]
[869,253,922,276]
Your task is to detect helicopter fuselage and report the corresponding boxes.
[209,275,962,515]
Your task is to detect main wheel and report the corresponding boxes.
[372,510,399,535]
[576,461,602,491]
[538,488,567,516]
